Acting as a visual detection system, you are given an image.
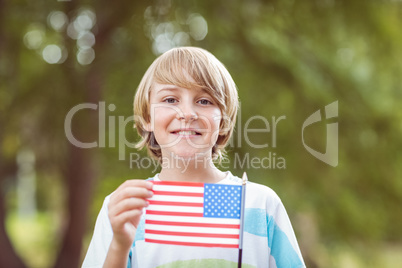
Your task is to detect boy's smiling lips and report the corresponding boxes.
[170,128,203,136]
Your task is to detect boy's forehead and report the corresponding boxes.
[152,82,207,94]
[152,83,175,92]
[151,68,198,90]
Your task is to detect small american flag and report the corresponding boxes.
[145,180,242,248]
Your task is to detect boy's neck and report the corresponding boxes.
[158,154,226,183]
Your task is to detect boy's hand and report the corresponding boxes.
[107,180,153,251]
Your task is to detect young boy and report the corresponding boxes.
[82,47,305,268]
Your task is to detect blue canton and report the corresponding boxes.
[203,184,242,219]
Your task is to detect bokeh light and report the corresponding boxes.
[172,32,190,46]
[76,47,95,65]
[77,31,95,49]
[48,11,68,32]
[42,44,62,64]
[74,9,96,32]
[187,14,208,41]
[23,30,44,50]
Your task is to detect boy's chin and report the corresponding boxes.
[165,150,211,161]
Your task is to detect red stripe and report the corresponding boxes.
[145,229,239,239]
[145,238,238,248]
[152,190,204,197]
[152,181,204,187]
[146,210,203,217]
[145,219,240,229]
[148,200,203,207]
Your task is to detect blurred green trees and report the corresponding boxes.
[0,0,401,267]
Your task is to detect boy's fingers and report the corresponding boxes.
[119,180,153,190]
[110,180,153,203]
[109,198,148,218]
[110,209,143,229]
[110,187,153,204]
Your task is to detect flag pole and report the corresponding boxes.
[238,172,248,268]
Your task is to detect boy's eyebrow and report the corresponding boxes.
[155,86,207,95]
[156,87,180,94]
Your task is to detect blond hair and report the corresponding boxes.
[133,47,238,162]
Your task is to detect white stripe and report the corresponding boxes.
[145,214,240,225]
[146,224,239,234]
[148,195,203,203]
[148,205,203,213]
[145,233,239,245]
[153,184,204,193]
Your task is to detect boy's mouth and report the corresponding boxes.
[171,130,202,136]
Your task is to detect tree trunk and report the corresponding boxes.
[0,0,27,265]
[52,144,96,268]
[52,1,145,266]
[52,66,101,268]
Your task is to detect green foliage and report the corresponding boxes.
[6,212,57,268]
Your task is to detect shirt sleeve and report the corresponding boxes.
[82,196,113,268]
[267,199,306,268]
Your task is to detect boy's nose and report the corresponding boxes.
[176,104,198,121]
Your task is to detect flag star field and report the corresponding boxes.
[203,184,241,218]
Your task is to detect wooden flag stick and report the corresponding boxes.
[238,172,248,268]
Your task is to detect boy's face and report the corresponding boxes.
[146,82,222,160]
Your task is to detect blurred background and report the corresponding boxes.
[1,0,401,267]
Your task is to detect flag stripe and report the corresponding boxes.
[144,239,239,248]
[148,200,203,207]
[152,181,204,187]
[152,184,204,193]
[152,190,204,197]
[148,205,203,213]
[146,210,204,217]
[145,219,240,229]
[145,233,239,245]
[145,223,240,234]
[145,214,240,225]
[149,195,203,203]
[145,229,240,239]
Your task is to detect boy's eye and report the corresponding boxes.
[198,99,212,105]
[163,98,177,104]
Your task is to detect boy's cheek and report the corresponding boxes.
[150,104,179,117]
